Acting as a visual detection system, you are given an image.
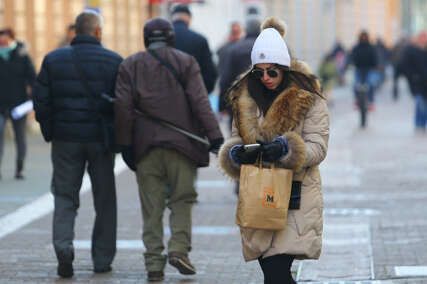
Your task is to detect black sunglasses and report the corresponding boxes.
[251,67,279,79]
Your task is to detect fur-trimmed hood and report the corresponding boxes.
[229,59,320,143]
[218,59,321,180]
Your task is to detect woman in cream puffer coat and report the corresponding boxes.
[218,17,329,284]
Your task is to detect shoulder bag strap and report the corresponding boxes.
[70,47,101,113]
[132,53,209,146]
[148,49,186,90]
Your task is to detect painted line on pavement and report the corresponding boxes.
[75,240,144,250]
[324,208,381,216]
[301,281,385,284]
[0,156,128,240]
[368,220,375,280]
[74,226,239,250]
[395,266,427,277]
[196,180,232,188]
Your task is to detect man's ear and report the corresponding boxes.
[94,26,102,41]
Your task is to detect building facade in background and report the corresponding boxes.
[0,0,153,69]
[401,0,427,36]
[264,0,402,68]
[0,0,425,74]
[158,0,408,69]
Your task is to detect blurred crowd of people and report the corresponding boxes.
[316,29,427,131]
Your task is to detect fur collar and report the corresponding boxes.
[229,59,318,143]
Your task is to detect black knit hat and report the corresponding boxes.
[143,18,175,48]
[171,4,191,16]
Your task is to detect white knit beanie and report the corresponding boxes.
[251,17,290,67]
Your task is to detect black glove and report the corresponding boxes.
[209,137,224,154]
[259,136,288,162]
[121,145,136,171]
[230,144,261,164]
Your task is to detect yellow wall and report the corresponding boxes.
[0,0,152,69]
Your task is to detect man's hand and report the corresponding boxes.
[121,145,136,171]
[209,137,224,154]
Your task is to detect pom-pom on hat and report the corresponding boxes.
[251,17,290,67]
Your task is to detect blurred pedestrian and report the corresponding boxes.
[217,21,242,79]
[374,37,390,89]
[0,27,36,180]
[33,11,122,278]
[171,4,217,93]
[390,36,409,101]
[318,53,338,104]
[218,17,329,284]
[330,41,347,85]
[114,18,223,282]
[219,19,260,117]
[399,31,427,132]
[348,30,378,110]
[57,24,76,47]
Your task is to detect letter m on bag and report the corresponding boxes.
[262,187,277,208]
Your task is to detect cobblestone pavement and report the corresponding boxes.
[1,81,427,283]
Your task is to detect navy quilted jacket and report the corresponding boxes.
[33,35,122,142]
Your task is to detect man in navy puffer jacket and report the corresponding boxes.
[33,11,122,278]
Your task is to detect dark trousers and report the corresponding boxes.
[51,141,117,268]
[0,112,27,174]
[258,254,296,284]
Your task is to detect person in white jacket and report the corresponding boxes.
[218,17,329,284]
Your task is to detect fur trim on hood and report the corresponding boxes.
[218,59,320,179]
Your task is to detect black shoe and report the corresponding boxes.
[168,252,196,275]
[147,271,164,282]
[14,172,24,180]
[94,265,112,273]
[57,262,73,278]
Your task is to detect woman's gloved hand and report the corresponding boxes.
[259,136,288,162]
[229,144,261,165]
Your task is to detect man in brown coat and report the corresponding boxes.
[114,18,223,282]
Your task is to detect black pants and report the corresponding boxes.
[258,254,296,284]
[51,141,117,268]
[0,113,27,174]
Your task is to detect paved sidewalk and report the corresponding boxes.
[1,81,427,283]
[0,133,51,217]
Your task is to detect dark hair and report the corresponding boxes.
[287,70,323,98]
[171,4,191,16]
[255,64,323,98]
[227,62,324,114]
[75,11,102,35]
[0,28,15,39]
[358,30,370,43]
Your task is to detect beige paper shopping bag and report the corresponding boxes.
[236,164,293,230]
